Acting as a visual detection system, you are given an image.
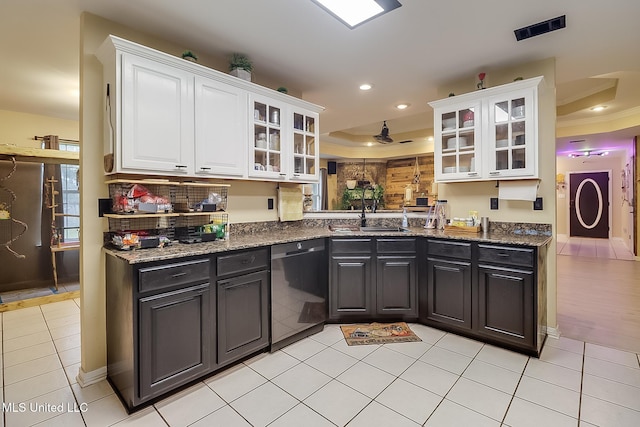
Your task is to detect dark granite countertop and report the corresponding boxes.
[105,226,552,264]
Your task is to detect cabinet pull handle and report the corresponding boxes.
[293,173,301,177]
[489,171,501,175]
[279,173,287,176]
[175,165,188,169]
[171,272,187,278]
[467,172,478,176]
[200,167,211,170]
[497,253,510,257]
[241,256,256,265]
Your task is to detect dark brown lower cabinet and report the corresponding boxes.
[106,254,214,410]
[217,270,269,366]
[426,257,472,330]
[139,283,211,399]
[330,255,374,318]
[329,237,418,321]
[421,239,546,356]
[477,265,534,348]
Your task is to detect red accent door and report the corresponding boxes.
[569,172,609,238]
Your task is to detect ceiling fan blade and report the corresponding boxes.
[398,140,413,144]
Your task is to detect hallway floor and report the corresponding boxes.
[2,301,640,426]
[556,235,635,260]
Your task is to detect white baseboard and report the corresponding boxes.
[545,325,561,339]
[76,365,107,388]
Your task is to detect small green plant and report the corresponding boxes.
[181,50,198,61]
[277,86,288,94]
[229,53,253,72]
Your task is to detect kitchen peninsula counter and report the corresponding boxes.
[105,225,552,264]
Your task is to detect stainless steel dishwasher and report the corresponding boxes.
[270,238,327,351]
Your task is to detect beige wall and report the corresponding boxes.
[435,59,559,330]
[556,152,629,238]
[0,110,78,147]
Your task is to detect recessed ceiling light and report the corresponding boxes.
[312,0,402,29]
[366,142,374,146]
[590,105,607,112]
[396,103,410,110]
[427,136,434,142]
[359,83,373,91]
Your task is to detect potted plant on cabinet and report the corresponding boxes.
[229,53,253,81]
[181,50,198,63]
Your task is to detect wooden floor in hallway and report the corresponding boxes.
[557,250,640,354]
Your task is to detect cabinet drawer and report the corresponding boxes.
[138,258,210,293]
[331,238,372,254]
[217,248,269,278]
[377,238,416,254]
[477,244,534,268]
[427,239,471,259]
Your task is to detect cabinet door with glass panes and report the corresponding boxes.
[290,110,319,181]
[486,87,537,179]
[249,95,287,179]
[433,100,482,182]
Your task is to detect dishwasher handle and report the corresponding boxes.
[271,246,325,260]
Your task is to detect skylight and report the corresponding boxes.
[312,0,402,29]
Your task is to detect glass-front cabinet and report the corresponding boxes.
[250,96,285,179]
[434,100,482,181]
[430,76,542,183]
[291,111,318,181]
[249,94,320,181]
[486,91,536,178]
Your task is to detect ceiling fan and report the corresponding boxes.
[373,121,413,144]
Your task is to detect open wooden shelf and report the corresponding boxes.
[0,145,79,165]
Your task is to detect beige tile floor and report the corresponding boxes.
[2,301,640,426]
[556,235,636,260]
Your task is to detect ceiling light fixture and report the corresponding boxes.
[312,0,402,29]
[568,150,609,158]
[396,103,409,110]
[359,83,373,91]
[590,105,607,112]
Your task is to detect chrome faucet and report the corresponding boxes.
[360,185,374,227]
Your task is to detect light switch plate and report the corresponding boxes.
[490,198,499,210]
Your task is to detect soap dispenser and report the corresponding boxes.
[402,207,408,228]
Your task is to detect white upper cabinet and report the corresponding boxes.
[195,76,247,177]
[430,76,542,182]
[121,53,194,175]
[96,35,323,182]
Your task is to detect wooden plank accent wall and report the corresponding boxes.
[385,154,435,209]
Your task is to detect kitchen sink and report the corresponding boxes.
[359,226,409,232]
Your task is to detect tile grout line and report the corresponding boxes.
[577,341,585,424]
[499,357,530,426]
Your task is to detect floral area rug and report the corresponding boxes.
[340,322,422,346]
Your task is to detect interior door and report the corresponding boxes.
[569,172,609,238]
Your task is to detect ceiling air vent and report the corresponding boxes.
[514,15,566,41]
